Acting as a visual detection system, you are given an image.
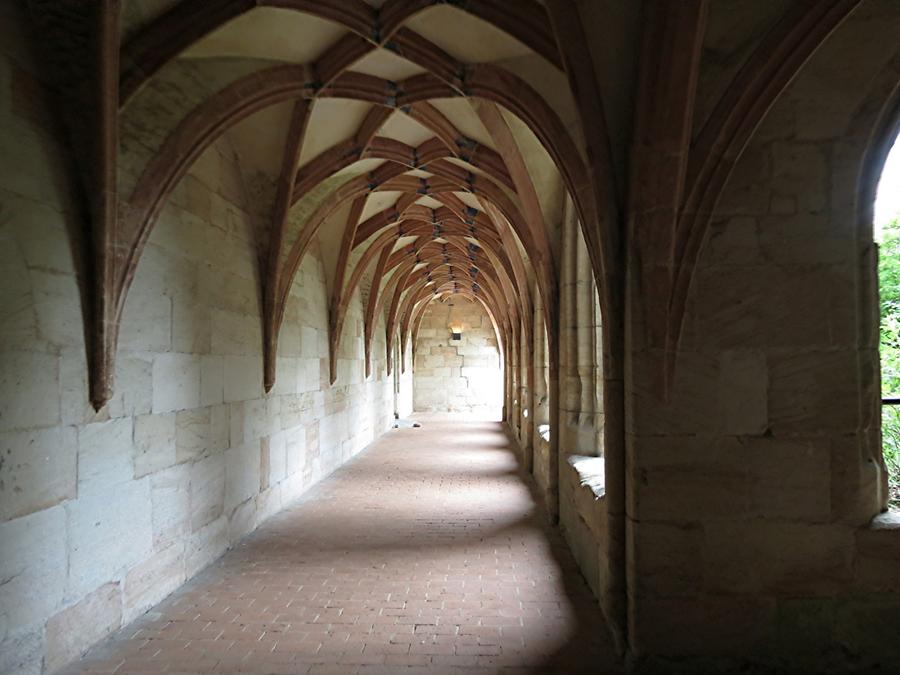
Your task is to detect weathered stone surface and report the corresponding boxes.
[703,521,854,595]
[0,624,43,675]
[280,470,306,503]
[268,430,287,486]
[242,398,268,442]
[117,286,171,353]
[629,351,720,436]
[59,348,95,427]
[200,355,223,406]
[300,326,318,358]
[133,412,176,478]
[189,453,225,531]
[771,141,826,212]
[0,506,66,628]
[768,350,859,435]
[106,355,152,418]
[257,483,282,522]
[715,349,767,434]
[224,440,260,513]
[223,355,263,402]
[297,357,320,393]
[185,515,228,578]
[152,353,201,413]
[633,594,776,658]
[629,519,703,597]
[855,511,900,592]
[227,494,257,540]
[175,406,226,463]
[744,437,831,521]
[149,463,190,550]
[211,309,261,355]
[0,232,51,370]
[122,543,184,624]
[774,596,846,669]
[44,582,121,674]
[705,216,760,265]
[834,594,900,664]
[285,425,306,475]
[272,356,298,395]
[627,439,747,522]
[560,459,607,600]
[77,418,133,496]
[0,426,76,520]
[171,299,211,354]
[0,351,59,431]
[66,480,153,599]
[30,270,82,351]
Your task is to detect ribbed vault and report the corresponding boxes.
[17,2,898,667]
[88,0,607,403]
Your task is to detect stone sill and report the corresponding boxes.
[567,455,605,499]
[537,424,550,443]
[870,509,900,530]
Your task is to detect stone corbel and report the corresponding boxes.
[263,100,311,393]
[27,1,120,411]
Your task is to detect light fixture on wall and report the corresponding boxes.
[449,324,462,341]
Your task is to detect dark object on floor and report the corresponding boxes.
[393,418,422,428]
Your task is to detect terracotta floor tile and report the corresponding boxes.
[63,415,620,674]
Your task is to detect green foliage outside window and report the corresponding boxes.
[879,217,900,508]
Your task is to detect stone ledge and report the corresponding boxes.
[567,454,605,499]
[537,423,550,443]
[869,509,900,530]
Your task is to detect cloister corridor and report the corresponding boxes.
[9,2,900,673]
[60,415,618,675]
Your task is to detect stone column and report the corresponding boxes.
[559,195,601,458]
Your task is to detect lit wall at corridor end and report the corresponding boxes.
[412,299,503,418]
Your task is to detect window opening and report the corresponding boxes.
[876,134,900,508]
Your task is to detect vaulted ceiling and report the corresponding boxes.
[27,0,846,411]
[78,0,597,405]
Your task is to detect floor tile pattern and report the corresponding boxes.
[64,414,619,674]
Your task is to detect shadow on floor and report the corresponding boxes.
[63,412,624,675]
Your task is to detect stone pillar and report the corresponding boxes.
[559,195,601,458]
[531,285,552,496]
[519,315,533,453]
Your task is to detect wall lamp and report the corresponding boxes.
[449,324,463,341]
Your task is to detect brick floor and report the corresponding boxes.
[63,414,621,674]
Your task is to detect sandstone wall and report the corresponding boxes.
[413,299,502,416]
[551,196,609,622]
[0,13,404,672]
[395,338,415,419]
[623,3,900,670]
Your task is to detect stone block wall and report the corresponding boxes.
[395,338,414,418]
[623,5,900,670]
[559,460,608,602]
[413,299,502,416]
[0,19,405,673]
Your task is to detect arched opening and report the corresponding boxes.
[877,133,900,509]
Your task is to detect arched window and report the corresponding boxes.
[876,134,900,509]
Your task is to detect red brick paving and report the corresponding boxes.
[63,414,621,674]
